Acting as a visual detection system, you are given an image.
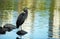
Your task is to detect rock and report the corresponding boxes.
[0,27,6,34]
[3,24,16,32]
[16,30,27,36]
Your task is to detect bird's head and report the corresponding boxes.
[23,7,29,12]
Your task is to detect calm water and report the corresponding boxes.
[0,0,59,39]
[0,10,51,39]
[0,0,54,39]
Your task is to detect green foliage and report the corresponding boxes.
[0,0,18,10]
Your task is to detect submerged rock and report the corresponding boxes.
[16,30,27,36]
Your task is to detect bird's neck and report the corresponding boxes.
[24,10,28,14]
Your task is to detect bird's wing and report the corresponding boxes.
[17,13,25,21]
[16,13,25,26]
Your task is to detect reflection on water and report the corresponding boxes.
[31,11,49,39]
[0,0,59,39]
[0,10,50,39]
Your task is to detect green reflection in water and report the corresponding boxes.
[0,0,56,39]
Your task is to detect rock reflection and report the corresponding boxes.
[16,37,22,39]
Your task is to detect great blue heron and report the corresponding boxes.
[16,8,28,28]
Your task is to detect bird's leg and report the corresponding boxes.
[20,26,22,39]
[19,26,22,30]
[21,26,22,30]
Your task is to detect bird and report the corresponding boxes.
[16,7,28,28]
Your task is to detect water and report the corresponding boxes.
[0,1,56,38]
[0,10,51,39]
[0,0,58,39]
[30,10,49,39]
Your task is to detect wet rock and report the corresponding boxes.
[0,27,6,34]
[3,24,16,32]
[16,30,27,36]
[0,27,2,29]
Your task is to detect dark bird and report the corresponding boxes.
[16,8,28,28]
[3,24,16,32]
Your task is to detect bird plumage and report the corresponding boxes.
[16,8,28,28]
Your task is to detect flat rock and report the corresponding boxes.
[16,30,27,36]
